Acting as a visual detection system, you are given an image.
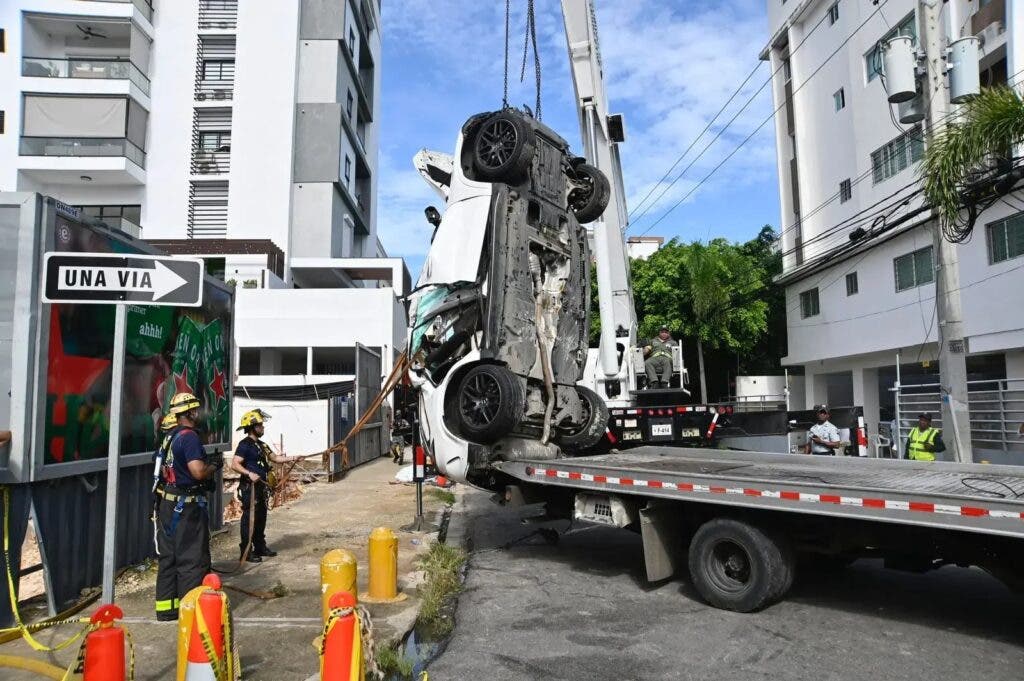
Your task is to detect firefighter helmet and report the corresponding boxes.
[160,413,178,431]
[236,409,270,431]
[168,392,201,415]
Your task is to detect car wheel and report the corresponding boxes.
[454,364,523,444]
[687,518,794,612]
[568,163,611,223]
[471,111,536,183]
[559,386,610,451]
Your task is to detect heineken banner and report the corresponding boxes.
[43,215,233,465]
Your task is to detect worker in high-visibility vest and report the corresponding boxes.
[905,412,946,461]
[644,326,676,388]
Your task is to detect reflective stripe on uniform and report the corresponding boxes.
[156,599,176,612]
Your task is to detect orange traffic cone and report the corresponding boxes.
[179,574,234,681]
[320,591,362,681]
[83,604,126,681]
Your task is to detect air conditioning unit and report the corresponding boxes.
[197,92,207,101]
[978,21,1005,48]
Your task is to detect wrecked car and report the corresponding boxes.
[407,108,612,486]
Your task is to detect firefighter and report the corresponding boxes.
[154,392,221,621]
[644,325,676,388]
[231,409,299,562]
[905,412,946,461]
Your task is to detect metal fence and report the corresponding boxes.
[894,378,1024,456]
[325,345,385,480]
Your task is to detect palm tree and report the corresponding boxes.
[922,85,1024,230]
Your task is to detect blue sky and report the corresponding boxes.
[377,0,780,279]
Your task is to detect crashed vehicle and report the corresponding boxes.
[408,108,612,486]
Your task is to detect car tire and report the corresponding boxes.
[471,111,536,183]
[453,364,523,444]
[687,518,794,613]
[569,163,611,223]
[559,386,610,451]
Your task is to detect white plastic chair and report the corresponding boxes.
[874,433,893,459]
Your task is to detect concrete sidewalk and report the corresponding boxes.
[3,457,448,681]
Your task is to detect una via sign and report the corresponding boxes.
[42,252,204,306]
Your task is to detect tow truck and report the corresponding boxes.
[406,0,1024,612]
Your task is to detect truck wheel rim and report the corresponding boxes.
[708,540,752,594]
[460,373,501,427]
[477,119,518,169]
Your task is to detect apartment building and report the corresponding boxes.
[1,0,408,405]
[763,0,1022,456]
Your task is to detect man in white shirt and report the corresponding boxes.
[806,406,841,455]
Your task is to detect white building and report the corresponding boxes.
[1,0,408,416]
[626,235,664,260]
[763,0,1022,453]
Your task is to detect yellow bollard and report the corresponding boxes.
[362,527,406,603]
[320,549,358,622]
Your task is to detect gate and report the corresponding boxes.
[325,345,385,479]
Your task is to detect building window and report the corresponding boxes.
[846,272,859,296]
[0,110,4,135]
[348,27,356,57]
[346,89,354,120]
[800,288,820,318]
[833,87,846,111]
[866,12,916,82]
[0,28,5,53]
[198,131,231,152]
[871,126,924,183]
[828,2,839,25]
[894,245,934,292]
[344,155,352,182]
[987,212,1024,263]
[839,178,852,203]
[782,58,791,83]
[202,59,234,81]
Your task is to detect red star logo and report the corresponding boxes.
[47,310,110,395]
[209,366,226,402]
[173,365,193,395]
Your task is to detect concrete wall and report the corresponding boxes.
[232,397,329,457]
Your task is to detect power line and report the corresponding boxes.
[635,0,893,237]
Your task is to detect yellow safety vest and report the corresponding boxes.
[649,338,673,360]
[908,427,939,461]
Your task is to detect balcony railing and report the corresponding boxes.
[90,216,142,237]
[90,0,154,22]
[19,137,146,168]
[23,57,151,95]
[198,1,239,30]
[196,84,234,101]
[191,150,231,175]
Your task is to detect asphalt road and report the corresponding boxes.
[429,491,1024,681]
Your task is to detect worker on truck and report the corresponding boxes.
[806,406,842,455]
[906,413,946,461]
[644,325,676,388]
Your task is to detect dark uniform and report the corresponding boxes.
[154,427,211,618]
[235,437,274,556]
[645,337,676,387]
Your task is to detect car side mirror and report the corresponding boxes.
[424,206,441,227]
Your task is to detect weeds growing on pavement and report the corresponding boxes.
[416,540,467,635]
[376,643,414,679]
[428,488,456,505]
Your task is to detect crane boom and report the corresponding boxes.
[560,0,637,405]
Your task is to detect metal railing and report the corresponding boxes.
[22,57,151,95]
[715,394,788,413]
[90,216,141,237]
[191,150,230,175]
[198,0,238,29]
[19,137,146,169]
[195,84,233,101]
[894,378,1024,453]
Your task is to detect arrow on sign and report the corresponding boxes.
[57,260,189,302]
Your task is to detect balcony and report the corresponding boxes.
[972,0,1005,36]
[23,57,150,96]
[20,137,146,168]
[191,150,231,175]
[198,0,238,30]
[91,0,154,23]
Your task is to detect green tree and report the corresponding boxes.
[923,86,1024,230]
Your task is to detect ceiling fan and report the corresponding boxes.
[75,24,108,40]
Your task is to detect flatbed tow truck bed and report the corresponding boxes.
[492,447,1024,611]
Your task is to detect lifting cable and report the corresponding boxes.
[502,0,542,119]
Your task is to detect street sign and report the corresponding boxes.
[42,252,204,306]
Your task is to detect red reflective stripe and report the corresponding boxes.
[909,501,935,513]
[820,494,841,504]
[780,491,800,501]
[648,480,663,488]
[620,478,634,486]
[594,475,607,483]
[414,446,425,466]
[568,472,582,480]
[960,506,988,517]
[677,482,694,491]
[709,486,726,494]
[743,489,761,497]
[545,469,557,478]
[863,498,885,508]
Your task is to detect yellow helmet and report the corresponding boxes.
[160,413,178,431]
[236,409,270,431]
[168,392,201,415]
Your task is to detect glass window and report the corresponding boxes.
[828,2,839,25]
[202,60,234,81]
[199,131,230,152]
[839,178,852,203]
[348,28,356,57]
[894,245,934,291]
[833,87,845,111]
[865,12,916,82]
[987,212,1024,263]
[871,126,924,183]
[800,288,820,318]
[346,90,354,120]
[344,155,352,182]
[846,271,858,296]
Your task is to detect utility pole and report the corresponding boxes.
[919,0,973,462]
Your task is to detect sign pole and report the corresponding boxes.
[101,304,127,604]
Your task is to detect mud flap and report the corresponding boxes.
[640,502,683,582]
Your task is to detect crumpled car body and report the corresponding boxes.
[408,109,610,487]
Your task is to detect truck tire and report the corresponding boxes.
[687,518,794,612]
[568,163,611,223]
[559,386,610,451]
[453,364,523,444]
[471,111,536,183]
